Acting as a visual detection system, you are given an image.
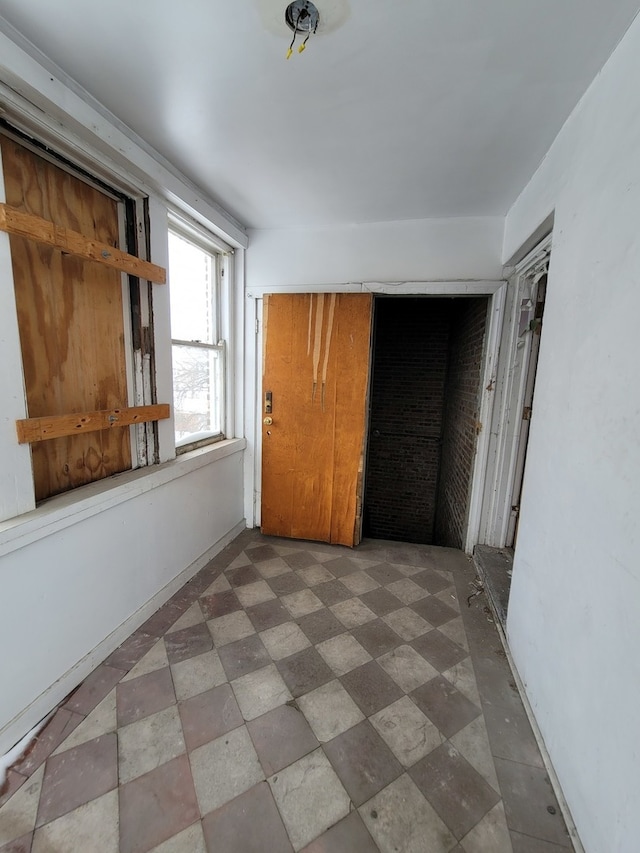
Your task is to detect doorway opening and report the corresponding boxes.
[363,295,489,548]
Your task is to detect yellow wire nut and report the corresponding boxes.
[286,48,293,59]
[298,42,306,53]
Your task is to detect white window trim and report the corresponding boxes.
[168,213,235,452]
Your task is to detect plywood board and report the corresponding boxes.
[1,135,133,499]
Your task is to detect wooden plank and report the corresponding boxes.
[2,136,134,499]
[17,405,170,444]
[0,202,166,284]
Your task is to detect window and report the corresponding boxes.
[169,225,226,449]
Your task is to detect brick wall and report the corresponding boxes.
[434,297,488,548]
[363,298,452,543]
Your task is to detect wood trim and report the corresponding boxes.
[0,203,166,284]
[16,404,170,444]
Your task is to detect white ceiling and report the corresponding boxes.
[0,0,638,229]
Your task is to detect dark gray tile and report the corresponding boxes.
[119,755,199,853]
[511,831,572,852]
[200,590,243,620]
[482,702,545,767]
[245,544,279,563]
[323,719,402,807]
[365,563,404,585]
[351,619,403,658]
[164,623,213,664]
[276,647,335,698]
[63,664,125,716]
[495,758,572,848]
[178,683,243,750]
[359,588,403,616]
[410,596,458,627]
[300,809,379,852]
[412,569,452,594]
[202,782,293,853]
[282,550,318,570]
[116,667,176,726]
[267,572,307,596]
[411,676,480,738]
[247,599,291,632]
[104,631,157,671]
[340,661,404,717]
[297,609,344,644]
[313,579,353,606]
[11,709,83,777]
[0,833,33,853]
[36,734,118,826]
[247,704,319,775]
[411,629,467,672]
[218,634,271,681]
[408,742,500,840]
[226,564,262,587]
[322,556,360,578]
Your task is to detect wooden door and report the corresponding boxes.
[1,134,132,500]
[261,293,373,546]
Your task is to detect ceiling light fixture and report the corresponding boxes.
[285,0,320,59]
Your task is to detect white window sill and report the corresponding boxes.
[0,437,246,558]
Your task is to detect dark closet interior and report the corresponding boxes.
[363,296,489,549]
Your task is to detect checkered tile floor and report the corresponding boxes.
[0,531,573,852]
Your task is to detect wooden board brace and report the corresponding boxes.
[0,204,166,284]
[16,404,171,444]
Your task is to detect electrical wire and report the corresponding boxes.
[286,10,302,58]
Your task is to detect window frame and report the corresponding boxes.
[168,213,233,454]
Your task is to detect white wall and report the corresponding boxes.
[247,216,504,293]
[504,13,640,853]
[0,32,248,754]
[0,446,244,754]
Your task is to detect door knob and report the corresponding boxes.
[263,417,273,425]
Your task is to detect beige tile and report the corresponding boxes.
[330,598,377,629]
[383,607,431,641]
[235,580,276,608]
[297,565,334,586]
[297,680,365,743]
[169,602,205,633]
[439,616,470,651]
[119,706,186,784]
[121,640,170,682]
[377,645,439,693]
[202,574,232,595]
[0,764,44,846]
[255,557,291,578]
[281,589,323,619]
[32,789,118,853]
[171,649,227,701]
[148,822,206,853]
[53,689,116,754]
[442,657,481,706]
[386,579,428,605]
[190,726,264,815]
[208,611,255,646]
[231,664,292,721]
[259,622,310,661]
[360,774,456,853]
[451,715,500,793]
[316,634,372,677]
[370,697,443,768]
[339,572,380,595]
[268,749,350,850]
[226,552,252,571]
[461,801,513,853]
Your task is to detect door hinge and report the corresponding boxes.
[523,406,532,420]
[255,317,260,335]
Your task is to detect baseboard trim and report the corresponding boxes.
[0,519,246,756]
